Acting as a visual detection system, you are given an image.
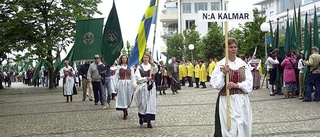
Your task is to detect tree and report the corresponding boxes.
[0,1,22,65]
[166,33,184,60]
[122,40,133,57]
[229,28,244,52]
[238,8,266,59]
[201,23,224,61]
[183,25,201,61]
[1,0,102,88]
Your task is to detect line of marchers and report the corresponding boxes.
[202,12,250,20]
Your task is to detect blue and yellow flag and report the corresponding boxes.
[128,0,158,68]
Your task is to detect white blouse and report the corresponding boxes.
[248,59,261,71]
[135,63,158,83]
[266,57,279,71]
[114,64,137,87]
[298,58,305,74]
[210,57,253,93]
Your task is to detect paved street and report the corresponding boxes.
[0,82,320,137]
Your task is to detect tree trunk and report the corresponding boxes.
[0,61,3,89]
[49,66,54,89]
[47,50,54,89]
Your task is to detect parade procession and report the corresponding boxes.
[1,0,320,137]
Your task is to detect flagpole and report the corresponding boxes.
[292,0,297,36]
[151,0,159,63]
[224,0,231,131]
[150,0,159,77]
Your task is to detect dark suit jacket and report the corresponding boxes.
[167,62,179,77]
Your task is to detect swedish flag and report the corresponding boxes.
[128,0,158,68]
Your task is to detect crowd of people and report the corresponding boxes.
[265,47,320,102]
[2,37,320,136]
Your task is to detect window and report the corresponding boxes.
[186,20,195,29]
[211,2,220,11]
[194,2,208,13]
[182,3,191,13]
[166,7,178,14]
[304,0,314,5]
[277,0,302,13]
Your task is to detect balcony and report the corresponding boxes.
[160,13,178,22]
[161,28,178,39]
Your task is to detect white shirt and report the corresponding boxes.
[248,59,261,71]
[114,64,137,87]
[135,63,158,83]
[210,57,253,93]
[266,57,279,71]
[60,65,75,78]
[298,58,305,73]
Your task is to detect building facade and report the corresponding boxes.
[254,0,320,30]
[160,0,224,41]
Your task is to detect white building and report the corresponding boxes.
[160,0,224,42]
[254,0,320,30]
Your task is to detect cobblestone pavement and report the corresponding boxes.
[0,82,320,137]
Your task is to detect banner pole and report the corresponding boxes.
[224,0,231,131]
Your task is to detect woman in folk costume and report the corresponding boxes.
[110,61,118,100]
[60,61,75,103]
[210,38,253,137]
[155,60,167,95]
[248,56,261,89]
[199,60,207,88]
[135,53,158,128]
[114,55,137,120]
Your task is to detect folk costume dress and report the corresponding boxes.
[60,66,75,96]
[248,58,261,89]
[135,63,158,123]
[110,65,117,94]
[210,57,253,137]
[114,64,137,111]
[155,64,167,92]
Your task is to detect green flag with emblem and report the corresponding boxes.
[74,18,104,61]
[102,0,123,65]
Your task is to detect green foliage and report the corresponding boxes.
[201,23,224,61]
[167,33,184,60]
[0,0,102,88]
[239,8,266,59]
[122,40,133,57]
[182,25,201,61]
[166,25,201,62]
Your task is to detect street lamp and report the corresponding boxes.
[260,22,269,61]
[188,44,194,62]
[260,22,269,89]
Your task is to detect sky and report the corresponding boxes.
[65,0,260,60]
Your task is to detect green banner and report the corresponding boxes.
[102,1,123,65]
[54,46,75,78]
[74,18,104,61]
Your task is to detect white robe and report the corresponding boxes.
[110,66,117,94]
[114,64,137,110]
[210,57,253,137]
[134,63,158,116]
[60,66,75,96]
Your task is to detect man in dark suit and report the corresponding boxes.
[167,57,179,95]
